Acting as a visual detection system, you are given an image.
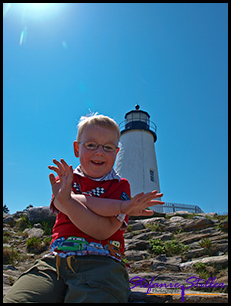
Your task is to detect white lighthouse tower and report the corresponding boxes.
[115,105,162,212]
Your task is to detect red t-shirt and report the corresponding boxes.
[50,172,130,256]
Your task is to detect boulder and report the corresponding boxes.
[125,250,150,261]
[152,254,182,271]
[184,248,206,260]
[131,259,154,272]
[181,217,214,232]
[27,206,56,224]
[141,217,166,225]
[166,211,190,217]
[169,216,185,222]
[23,227,44,238]
[197,212,217,218]
[219,220,228,230]
[126,239,150,251]
[128,220,145,231]
[3,216,16,226]
[179,254,228,270]
[179,232,212,244]
[164,223,179,232]
[12,211,27,219]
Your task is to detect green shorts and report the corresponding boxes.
[3,255,131,303]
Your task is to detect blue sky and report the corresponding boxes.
[3,3,228,214]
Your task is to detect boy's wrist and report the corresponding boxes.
[56,192,71,206]
[120,201,124,214]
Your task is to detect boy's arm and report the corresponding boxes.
[71,191,164,217]
[48,159,123,240]
[48,158,164,239]
[48,159,164,218]
[53,197,122,240]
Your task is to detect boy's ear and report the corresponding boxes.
[73,141,79,158]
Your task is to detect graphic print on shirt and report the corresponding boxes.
[72,183,106,197]
[57,237,88,252]
[72,182,81,193]
[51,236,122,260]
[84,187,106,197]
[107,240,122,260]
[120,191,130,201]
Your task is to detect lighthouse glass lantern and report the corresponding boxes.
[115,105,162,212]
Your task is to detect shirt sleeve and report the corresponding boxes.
[49,175,60,214]
[49,194,59,214]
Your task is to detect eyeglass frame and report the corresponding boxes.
[78,141,118,152]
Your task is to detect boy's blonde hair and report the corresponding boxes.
[77,113,120,143]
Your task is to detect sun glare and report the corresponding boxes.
[22,3,51,10]
[3,3,65,46]
[18,3,63,20]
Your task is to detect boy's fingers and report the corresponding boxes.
[48,165,62,176]
[133,191,164,205]
[133,192,144,201]
[61,158,69,170]
[145,192,164,202]
[67,166,73,182]
[49,173,56,185]
[140,192,161,203]
[149,200,165,205]
[141,210,154,216]
[48,165,59,173]
[53,159,64,171]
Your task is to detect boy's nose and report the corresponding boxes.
[95,145,105,155]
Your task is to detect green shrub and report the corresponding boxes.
[26,237,44,254]
[149,239,189,256]
[3,246,20,265]
[149,238,165,255]
[199,238,212,249]
[145,223,165,232]
[164,240,189,256]
[16,215,32,231]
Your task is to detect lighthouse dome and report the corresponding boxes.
[120,105,157,142]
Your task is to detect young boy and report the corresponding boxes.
[4,114,164,303]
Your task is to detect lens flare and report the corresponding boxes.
[62,41,68,49]
[19,26,27,46]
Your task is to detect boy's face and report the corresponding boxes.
[73,125,119,179]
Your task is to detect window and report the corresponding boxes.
[150,169,155,182]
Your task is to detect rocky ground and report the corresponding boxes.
[3,207,228,303]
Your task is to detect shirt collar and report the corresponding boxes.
[73,165,121,182]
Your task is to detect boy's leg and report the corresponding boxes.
[3,255,67,303]
[64,255,131,303]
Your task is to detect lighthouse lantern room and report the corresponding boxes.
[115,105,162,212]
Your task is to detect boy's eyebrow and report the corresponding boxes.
[81,139,118,145]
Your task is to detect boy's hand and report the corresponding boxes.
[48,159,73,204]
[121,191,164,216]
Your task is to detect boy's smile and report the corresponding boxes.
[73,125,119,179]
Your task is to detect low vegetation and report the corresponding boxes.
[149,238,190,257]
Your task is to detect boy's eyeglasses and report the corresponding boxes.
[78,141,118,152]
